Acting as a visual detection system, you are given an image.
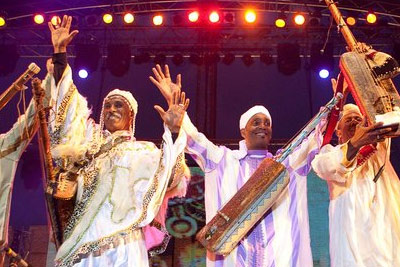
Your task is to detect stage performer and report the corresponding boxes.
[150,64,328,267]
[46,16,190,266]
[0,59,55,266]
[312,103,400,267]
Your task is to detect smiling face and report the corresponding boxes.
[336,111,363,144]
[240,113,272,150]
[103,96,133,133]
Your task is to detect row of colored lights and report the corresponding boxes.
[0,10,378,28]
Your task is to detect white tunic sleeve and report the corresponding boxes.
[181,113,224,172]
[45,65,97,161]
[311,143,357,183]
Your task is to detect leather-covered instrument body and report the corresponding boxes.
[325,0,400,134]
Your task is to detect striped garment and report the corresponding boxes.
[182,114,325,267]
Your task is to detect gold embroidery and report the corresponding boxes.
[58,146,166,266]
[55,84,77,129]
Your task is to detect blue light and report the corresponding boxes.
[78,69,88,79]
[319,69,329,79]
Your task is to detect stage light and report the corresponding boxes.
[294,13,305,26]
[275,12,287,28]
[205,53,220,65]
[78,69,88,79]
[134,52,150,64]
[0,16,5,27]
[51,15,61,26]
[277,43,301,75]
[124,13,134,24]
[103,13,113,24]
[85,15,99,26]
[172,54,184,66]
[74,44,101,74]
[275,18,286,28]
[188,11,199,23]
[319,69,330,79]
[107,44,131,77]
[153,15,163,26]
[209,11,220,23]
[346,16,356,26]
[244,10,256,23]
[34,14,45,25]
[260,53,273,65]
[189,54,203,65]
[242,53,254,66]
[224,12,235,24]
[222,53,235,65]
[154,54,167,65]
[366,11,377,24]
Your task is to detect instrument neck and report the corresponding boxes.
[325,0,359,52]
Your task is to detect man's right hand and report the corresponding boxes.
[149,64,181,107]
[154,91,190,133]
[349,117,392,150]
[48,15,79,53]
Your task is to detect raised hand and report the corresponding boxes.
[350,117,392,149]
[149,64,181,106]
[154,91,190,133]
[48,15,79,53]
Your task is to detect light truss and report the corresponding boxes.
[1,1,399,58]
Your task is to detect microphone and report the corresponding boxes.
[0,63,41,111]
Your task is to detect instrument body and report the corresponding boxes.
[340,52,400,133]
[325,0,400,133]
[196,158,288,255]
[196,95,341,255]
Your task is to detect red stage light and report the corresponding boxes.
[209,11,220,23]
[188,11,199,23]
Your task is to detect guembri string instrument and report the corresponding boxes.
[0,63,40,111]
[325,0,400,133]
[32,78,75,249]
[196,94,342,255]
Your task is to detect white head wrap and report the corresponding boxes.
[338,103,361,122]
[239,105,272,130]
[99,89,138,136]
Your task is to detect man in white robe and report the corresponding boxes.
[45,16,190,267]
[312,104,400,267]
[0,98,39,265]
[0,60,55,265]
[150,64,328,267]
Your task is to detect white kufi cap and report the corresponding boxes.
[239,105,272,129]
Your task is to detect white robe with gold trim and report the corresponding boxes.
[46,65,187,267]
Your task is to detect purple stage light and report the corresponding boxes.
[319,69,329,79]
[78,69,88,79]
